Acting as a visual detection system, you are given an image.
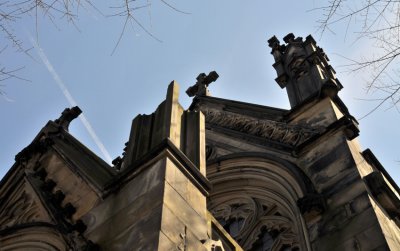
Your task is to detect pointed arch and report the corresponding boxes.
[207,153,314,251]
[0,225,67,251]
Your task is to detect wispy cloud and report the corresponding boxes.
[29,36,113,164]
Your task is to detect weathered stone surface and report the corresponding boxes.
[2,35,400,251]
[269,33,342,108]
[165,158,206,218]
[160,204,207,250]
[54,106,82,131]
[81,82,212,250]
[100,208,162,251]
[83,159,165,234]
[289,98,342,128]
[186,71,219,97]
[201,107,320,147]
[158,231,177,250]
[312,208,387,250]
[40,153,100,221]
[163,181,208,241]
[0,226,68,250]
[370,198,400,250]
[84,191,163,245]
[0,178,53,230]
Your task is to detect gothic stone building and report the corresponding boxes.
[1,34,400,251]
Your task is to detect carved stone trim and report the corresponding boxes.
[15,138,54,164]
[0,226,68,250]
[26,170,99,250]
[210,196,300,250]
[201,108,320,147]
[0,180,50,230]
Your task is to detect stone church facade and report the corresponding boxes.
[1,34,400,250]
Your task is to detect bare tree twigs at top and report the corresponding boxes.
[312,0,400,118]
[0,0,189,92]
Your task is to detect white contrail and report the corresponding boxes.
[29,37,113,164]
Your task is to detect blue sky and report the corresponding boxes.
[1,1,399,183]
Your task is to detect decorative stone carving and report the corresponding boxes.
[202,108,320,147]
[54,106,82,131]
[0,182,47,229]
[210,196,300,251]
[15,108,81,162]
[15,137,54,164]
[268,33,342,107]
[0,226,68,250]
[186,71,219,97]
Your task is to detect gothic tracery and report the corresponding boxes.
[208,156,312,251]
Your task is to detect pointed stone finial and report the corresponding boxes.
[186,71,219,97]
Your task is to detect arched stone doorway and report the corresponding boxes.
[207,154,314,251]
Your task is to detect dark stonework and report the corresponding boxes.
[297,193,326,222]
[54,106,82,131]
[268,33,342,108]
[186,71,219,97]
[2,35,400,250]
[15,138,54,164]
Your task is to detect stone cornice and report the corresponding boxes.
[200,108,321,147]
[105,138,211,197]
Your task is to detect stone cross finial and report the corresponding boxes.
[186,71,219,97]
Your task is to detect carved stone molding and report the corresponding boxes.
[0,174,99,250]
[15,137,54,164]
[201,108,320,147]
[210,196,300,251]
[0,226,68,251]
[0,181,49,230]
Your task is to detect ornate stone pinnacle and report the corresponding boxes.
[268,33,343,108]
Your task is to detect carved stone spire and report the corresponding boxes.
[268,33,343,108]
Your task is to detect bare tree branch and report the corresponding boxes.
[160,0,190,15]
[313,0,400,117]
[0,0,187,97]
